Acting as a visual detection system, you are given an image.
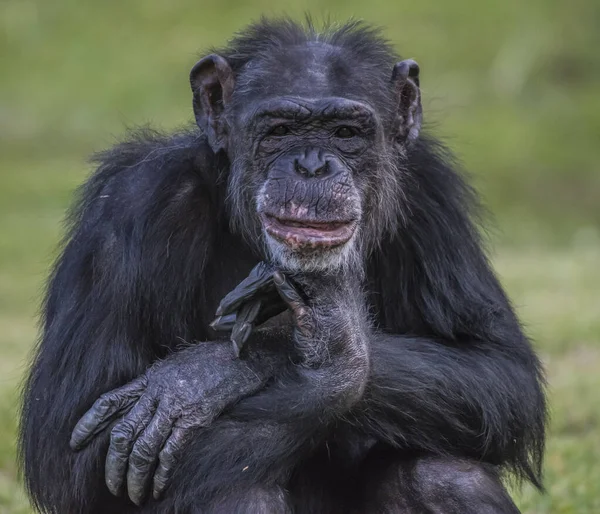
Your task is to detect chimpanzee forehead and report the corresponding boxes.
[233,42,393,106]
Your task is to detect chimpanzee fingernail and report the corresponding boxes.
[231,323,252,357]
[273,272,285,286]
[241,322,252,342]
[210,313,237,331]
[232,322,249,343]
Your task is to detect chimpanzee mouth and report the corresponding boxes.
[261,214,357,250]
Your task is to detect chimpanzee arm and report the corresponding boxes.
[72,268,370,508]
[354,139,547,488]
[18,131,284,514]
[359,328,545,486]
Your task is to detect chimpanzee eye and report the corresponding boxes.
[269,125,290,137]
[334,126,356,138]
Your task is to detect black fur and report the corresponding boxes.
[19,18,545,513]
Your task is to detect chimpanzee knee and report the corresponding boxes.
[412,457,521,514]
[206,485,292,514]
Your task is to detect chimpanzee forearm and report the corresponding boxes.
[356,331,546,483]
[69,332,291,450]
[221,270,371,423]
[68,330,295,505]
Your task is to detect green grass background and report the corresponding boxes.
[1,0,599,512]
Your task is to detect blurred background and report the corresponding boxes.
[1,0,598,512]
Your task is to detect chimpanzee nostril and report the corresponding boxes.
[294,158,309,176]
[294,149,330,178]
[315,160,329,177]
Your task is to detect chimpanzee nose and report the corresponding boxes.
[294,148,330,177]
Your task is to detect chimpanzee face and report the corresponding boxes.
[191,42,422,272]
[239,95,380,271]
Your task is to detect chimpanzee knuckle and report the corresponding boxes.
[160,426,192,461]
[159,443,181,468]
[153,473,169,498]
[131,439,155,463]
[105,451,129,480]
[181,408,211,428]
[295,305,311,320]
[109,430,130,450]
[154,470,168,487]
[94,393,115,415]
[110,421,136,447]
[144,384,164,401]
[197,412,215,427]
[155,405,174,422]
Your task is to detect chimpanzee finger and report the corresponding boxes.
[231,299,263,357]
[272,272,313,336]
[104,395,157,497]
[127,408,173,506]
[252,287,288,326]
[229,289,290,356]
[215,261,275,316]
[70,375,148,451]
[209,312,237,332]
[211,288,287,333]
[152,426,194,500]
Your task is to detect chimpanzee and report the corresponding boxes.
[19,18,545,514]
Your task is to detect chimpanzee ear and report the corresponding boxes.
[390,59,422,145]
[190,54,235,153]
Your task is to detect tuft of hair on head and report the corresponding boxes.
[206,16,399,76]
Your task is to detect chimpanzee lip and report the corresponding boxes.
[261,214,357,249]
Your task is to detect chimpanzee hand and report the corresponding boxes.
[210,261,288,356]
[213,262,369,375]
[69,339,281,505]
[210,261,319,359]
[213,265,315,342]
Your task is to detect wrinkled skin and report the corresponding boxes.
[222,53,422,274]
[72,262,371,505]
[234,95,377,273]
[70,327,281,503]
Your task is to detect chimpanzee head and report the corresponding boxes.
[190,20,422,272]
